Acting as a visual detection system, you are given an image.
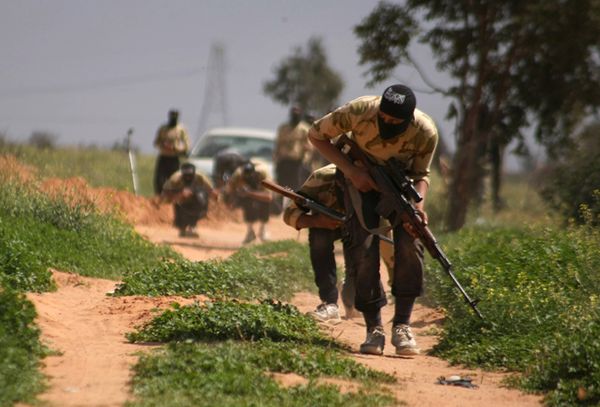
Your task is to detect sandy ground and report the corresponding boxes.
[17,177,542,406]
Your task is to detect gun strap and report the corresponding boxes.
[346,183,393,244]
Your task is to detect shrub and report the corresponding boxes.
[425,225,600,403]
[127,300,330,345]
[129,341,396,407]
[539,122,600,226]
[114,240,314,300]
[0,288,46,406]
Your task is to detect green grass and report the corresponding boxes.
[114,240,315,300]
[126,300,332,345]
[128,341,397,407]
[0,180,177,282]
[0,163,177,405]
[0,288,47,407]
[4,143,599,405]
[1,143,156,196]
[424,224,600,405]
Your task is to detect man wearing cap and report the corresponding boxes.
[308,84,438,356]
[161,162,216,238]
[153,109,191,195]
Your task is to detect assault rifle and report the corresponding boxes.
[261,179,346,222]
[262,179,394,245]
[336,134,484,320]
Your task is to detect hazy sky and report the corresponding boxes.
[0,0,464,156]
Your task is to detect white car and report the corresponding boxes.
[187,126,276,182]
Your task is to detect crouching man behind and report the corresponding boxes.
[162,162,216,238]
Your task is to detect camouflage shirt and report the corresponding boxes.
[274,120,312,162]
[226,159,270,195]
[154,124,191,157]
[162,170,213,196]
[283,164,344,229]
[310,96,438,185]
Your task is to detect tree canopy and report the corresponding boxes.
[263,37,344,116]
[355,0,600,230]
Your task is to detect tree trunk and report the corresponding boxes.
[489,136,508,212]
[446,106,487,231]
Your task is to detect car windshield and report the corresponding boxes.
[190,135,273,160]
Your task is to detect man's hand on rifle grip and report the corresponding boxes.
[403,208,428,239]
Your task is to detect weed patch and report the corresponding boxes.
[0,288,46,406]
[0,180,177,282]
[425,225,600,405]
[127,300,330,346]
[114,240,314,300]
[128,341,396,407]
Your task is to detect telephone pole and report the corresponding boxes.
[196,42,228,140]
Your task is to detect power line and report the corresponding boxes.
[0,66,206,99]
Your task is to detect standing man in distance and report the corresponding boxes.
[153,109,191,195]
[308,84,438,356]
[273,105,312,190]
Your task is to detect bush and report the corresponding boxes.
[539,122,600,226]
[0,288,46,406]
[127,300,330,345]
[425,225,600,404]
[0,223,54,292]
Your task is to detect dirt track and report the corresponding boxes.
[15,173,541,406]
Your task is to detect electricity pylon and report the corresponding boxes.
[196,42,228,140]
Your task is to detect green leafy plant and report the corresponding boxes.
[0,288,46,406]
[128,341,396,407]
[127,300,330,346]
[425,224,600,404]
[114,240,314,300]
[0,222,54,292]
[0,180,177,281]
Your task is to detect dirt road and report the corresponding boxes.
[27,214,542,406]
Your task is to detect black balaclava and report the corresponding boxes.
[377,85,416,140]
[168,109,179,128]
[181,163,195,186]
[242,162,260,189]
[289,106,302,127]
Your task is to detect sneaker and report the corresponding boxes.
[259,229,270,242]
[242,229,256,244]
[360,326,385,355]
[391,324,420,355]
[308,303,341,324]
[186,227,199,238]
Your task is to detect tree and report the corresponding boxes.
[28,131,58,149]
[355,1,600,230]
[263,37,344,116]
[539,122,600,226]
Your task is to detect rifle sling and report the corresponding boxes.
[346,183,393,246]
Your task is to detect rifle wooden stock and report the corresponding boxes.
[261,179,346,222]
[336,134,484,320]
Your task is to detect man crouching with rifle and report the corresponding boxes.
[308,84,439,356]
